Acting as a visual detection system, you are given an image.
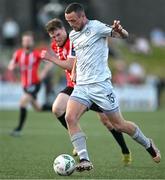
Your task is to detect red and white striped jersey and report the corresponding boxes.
[11,48,41,87]
[51,37,76,87]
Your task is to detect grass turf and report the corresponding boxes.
[0,110,164,179]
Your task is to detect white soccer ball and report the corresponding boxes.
[53,154,76,176]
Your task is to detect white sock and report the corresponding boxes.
[71,132,90,161]
[132,126,150,149]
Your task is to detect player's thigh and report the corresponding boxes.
[65,98,87,124]
[89,79,119,112]
[20,93,32,107]
[66,84,91,123]
[52,93,70,116]
[98,112,114,129]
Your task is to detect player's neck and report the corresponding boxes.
[84,18,88,26]
[58,34,68,48]
[23,47,33,54]
[63,33,69,45]
[81,18,89,31]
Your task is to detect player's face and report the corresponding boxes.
[22,35,34,49]
[49,28,67,47]
[65,12,84,31]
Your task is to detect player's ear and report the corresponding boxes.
[77,11,83,18]
[81,11,85,18]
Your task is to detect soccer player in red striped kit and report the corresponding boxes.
[8,31,52,136]
[41,18,132,164]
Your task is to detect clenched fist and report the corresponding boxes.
[112,20,123,33]
[41,50,57,62]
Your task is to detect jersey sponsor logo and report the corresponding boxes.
[75,43,89,50]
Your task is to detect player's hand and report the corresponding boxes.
[112,20,123,33]
[41,50,50,60]
[70,72,76,83]
[8,62,15,71]
[41,50,55,62]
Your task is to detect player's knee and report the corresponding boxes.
[99,113,113,129]
[114,124,123,132]
[112,120,125,132]
[52,106,63,117]
[108,113,125,132]
[104,121,114,130]
[52,107,64,117]
[20,100,27,108]
[101,119,108,127]
[20,94,30,107]
[65,112,77,126]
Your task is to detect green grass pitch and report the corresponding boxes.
[0,109,165,179]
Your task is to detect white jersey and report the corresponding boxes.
[69,20,113,85]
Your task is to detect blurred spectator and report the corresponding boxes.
[150,28,165,47]
[113,61,146,86]
[108,38,121,59]
[131,37,151,55]
[113,60,128,86]
[128,62,145,84]
[2,17,20,48]
[0,62,5,81]
[2,69,18,82]
[146,75,165,107]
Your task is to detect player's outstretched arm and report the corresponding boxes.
[8,51,18,71]
[111,20,129,39]
[8,60,16,71]
[41,50,75,71]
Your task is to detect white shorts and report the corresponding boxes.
[70,79,119,114]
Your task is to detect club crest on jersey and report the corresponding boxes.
[85,28,91,36]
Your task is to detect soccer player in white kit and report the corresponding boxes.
[64,3,161,171]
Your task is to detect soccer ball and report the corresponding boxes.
[53,154,76,176]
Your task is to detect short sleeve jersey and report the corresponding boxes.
[69,20,113,85]
[11,48,41,87]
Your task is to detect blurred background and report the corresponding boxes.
[0,0,165,111]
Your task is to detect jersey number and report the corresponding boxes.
[107,93,115,103]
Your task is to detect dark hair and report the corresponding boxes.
[45,18,64,33]
[22,31,34,38]
[65,3,84,14]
